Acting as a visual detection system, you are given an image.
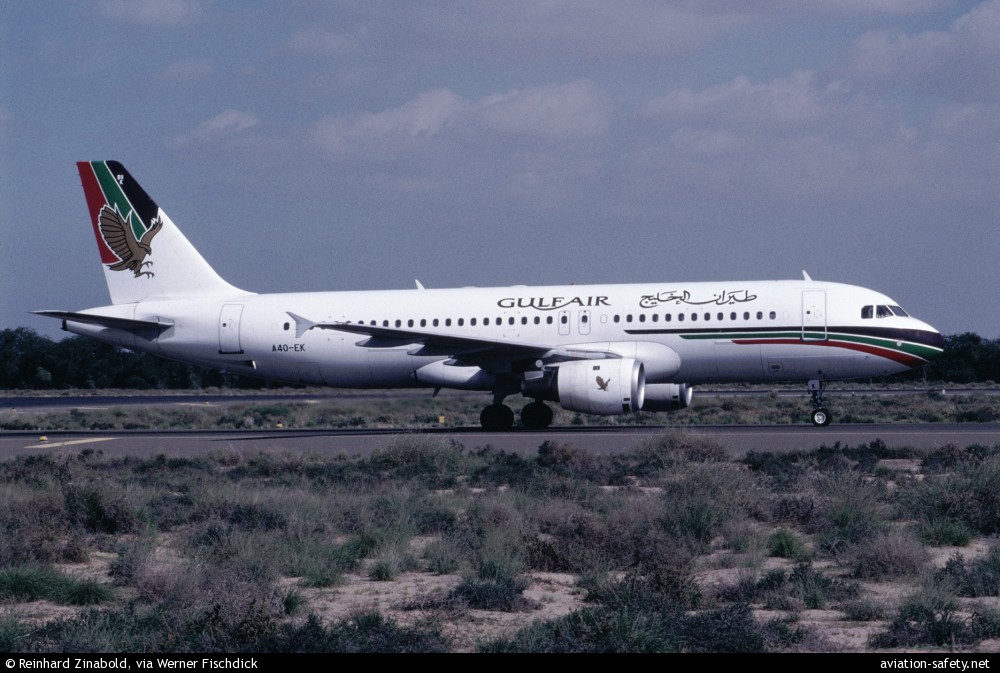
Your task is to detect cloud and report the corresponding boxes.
[628,65,1000,213]
[99,0,208,26]
[479,81,611,139]
[170,109,259,146]
[313,80,609,154]
[642,70,844,131]
[839,0,1000,102]
[313,89,465,153]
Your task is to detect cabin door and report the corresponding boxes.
[219,304,245,354]
[801,290,827,341]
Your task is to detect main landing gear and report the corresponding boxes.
[808,379,832,427]
[479,399,554,431]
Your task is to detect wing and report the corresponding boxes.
[285,313,622,369]
[98,205,142,264]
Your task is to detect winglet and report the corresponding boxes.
[286,312,317,339]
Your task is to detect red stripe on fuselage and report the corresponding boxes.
[77,161,117,265]
[731,338,926,368]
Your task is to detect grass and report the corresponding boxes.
[3,418,1000,652]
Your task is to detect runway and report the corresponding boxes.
[3,423,999,460]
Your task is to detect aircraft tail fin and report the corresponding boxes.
[77,161,249,305]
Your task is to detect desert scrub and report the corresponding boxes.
[849,531,930,581]
[766,528,810,561]
[811,471,890,556]
[935,546,1000,597]
[900,455,1000,536]
[0,565,112,605]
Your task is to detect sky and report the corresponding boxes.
[2,1,998,340]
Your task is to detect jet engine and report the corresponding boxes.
[641,383,693,411]
[522,358,645,415]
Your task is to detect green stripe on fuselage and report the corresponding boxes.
[678,330,942,360]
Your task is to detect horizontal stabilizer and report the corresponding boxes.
[33,310,174,334]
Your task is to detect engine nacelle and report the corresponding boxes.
[642,383,693,412]
[554,358,645,415]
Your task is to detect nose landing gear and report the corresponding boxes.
[808,379,832,426]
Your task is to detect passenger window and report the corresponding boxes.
[652,314,659,322]
[626,314,633,323]
[458,318,464,326]
[581,314,589,323]
[484,318,490,326]
[383,320,389,327]
[861,305,873,319]
[743,312,750,320]
[704,313,710,321]
[639,314,645,323]
[678,313,685,322]
[665,314,671,322]
[509,317,515,325]
[691,313,697,321]
[534,316,540,324]
[756,312,763,320]
[717,312,723,321]
[613,315,620,323]
[546,316,553,324]
[560,315,568,324]
[470,318,476,326]
[432,319,439,327]
[395,319,402,327]
[730,312,736,321]
[445,318,452,327]
[769,311,776,319]
[420,319,426,327]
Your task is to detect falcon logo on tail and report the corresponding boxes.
[98,204,163,278]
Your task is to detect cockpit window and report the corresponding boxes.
[876,305,893,318]
[889,305,909,317]
[861,305,873,319]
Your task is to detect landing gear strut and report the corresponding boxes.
[520,401,553,429]
[808,379,832,427]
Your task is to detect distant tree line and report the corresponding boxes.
[0,327,283,390]
[1,327,997,390]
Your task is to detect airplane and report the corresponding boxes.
[35,160,945,430]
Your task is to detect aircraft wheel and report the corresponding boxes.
[520,401,553,429]
[811,408,832,427]
[481,404,515,431]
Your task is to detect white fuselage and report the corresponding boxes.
[65,278,943,390]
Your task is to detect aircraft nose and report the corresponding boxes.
[928,330,945,352]
[918,325,946,353]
